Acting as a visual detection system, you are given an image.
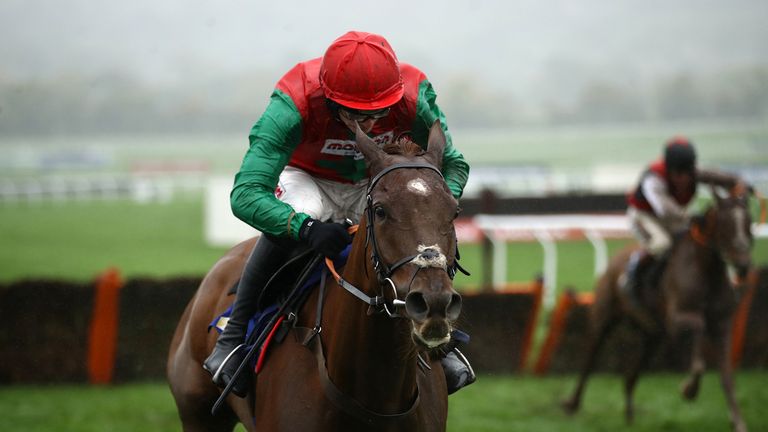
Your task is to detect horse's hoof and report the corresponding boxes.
[732,419,748,432]
[679,380,699,401]
[560,399,579,415]
[624,408,635,425]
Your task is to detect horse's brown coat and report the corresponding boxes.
[167,121,460,432]
[562,188,753,432]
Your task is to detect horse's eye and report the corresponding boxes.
[453,207,462,220]
[374,206,386,219]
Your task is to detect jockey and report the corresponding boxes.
[623,136,745,302]
[203,31,473,397]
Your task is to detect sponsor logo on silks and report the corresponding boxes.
[274,182,285,199]
[321,131,394,160]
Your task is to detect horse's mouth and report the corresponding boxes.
[413,331,451,349]
[726,253,751,279]
[411,320,452,349]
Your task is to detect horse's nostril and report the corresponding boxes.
[405,292,428,321]
[447,293,462,321]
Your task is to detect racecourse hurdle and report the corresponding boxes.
[460,214,768,309]
[464,214,632,309]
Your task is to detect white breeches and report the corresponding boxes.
[627,206,672,257]
[277,166,368,224]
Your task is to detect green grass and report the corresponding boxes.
[1,372,767,431]
[0,199,230,282]
[2,200,768,431]
[0,198,598,286]
[2,198,766,289]
[0,383,179,432]
[448,371,768,432]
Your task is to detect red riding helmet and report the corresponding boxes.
[664,136,697,173]
[319,31,404,110]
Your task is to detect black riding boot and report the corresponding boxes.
[442,348,476,394]
[203,234,293,397]
[622,249,654,308]
[441,331,476,394]
[644,253,668,290]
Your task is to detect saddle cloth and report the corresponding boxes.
[207,245,352,369]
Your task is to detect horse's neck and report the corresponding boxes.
[686,224,723,264]
[321,221,419,410]
[672,231,727,286]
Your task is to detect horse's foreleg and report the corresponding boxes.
[622,330,662,424]
[169,359,239,432]
[673,312,705,401]
[714,322,748,432]
[561,318,616,415]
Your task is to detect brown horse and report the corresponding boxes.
[167,121,463,431]
[562,186,753,432]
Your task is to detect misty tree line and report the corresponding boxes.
[441,65,768,127]
[1,65,766,135]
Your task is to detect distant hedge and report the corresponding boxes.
[0,276,200,384]
[0,268,765,384]
[0,280,94,383]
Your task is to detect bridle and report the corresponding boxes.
[690,195,752,251]
[326,162,468,318]
[304,161,467,424]
[690,211,714,248]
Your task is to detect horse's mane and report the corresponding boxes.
[382,136,425,157]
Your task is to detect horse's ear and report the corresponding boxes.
[355,123,387,171]
[425,120,446,169]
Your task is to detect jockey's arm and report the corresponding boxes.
[230,90,309,240]
[641,174,688,231]
[697,169,744,193]
[413,80,469,200]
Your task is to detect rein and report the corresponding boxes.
[690,196,751,249]
[690,204,719,248]
[297,326,422,425]
[690,221,711,247]
[294,162,462,424]
[324,225,407,316]
[294,163,452,425]
[300,234,429,425]
[325,254,405,316]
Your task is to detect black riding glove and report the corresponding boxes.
[299,218,352,258]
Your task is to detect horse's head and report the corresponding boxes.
[704,184,754,278]
[354,121,462,350]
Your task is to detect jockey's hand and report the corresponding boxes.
[733,180,755,197]
[745,182,755,196]
[299,218,352,258]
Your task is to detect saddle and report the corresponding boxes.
[209,246,352,373]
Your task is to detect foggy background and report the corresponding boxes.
[2,0,767,135]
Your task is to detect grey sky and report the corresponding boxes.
[2,0,767,95]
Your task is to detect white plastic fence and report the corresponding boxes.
[459,214,768,309]
[459,214,632,309]
[0,175,206,204]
